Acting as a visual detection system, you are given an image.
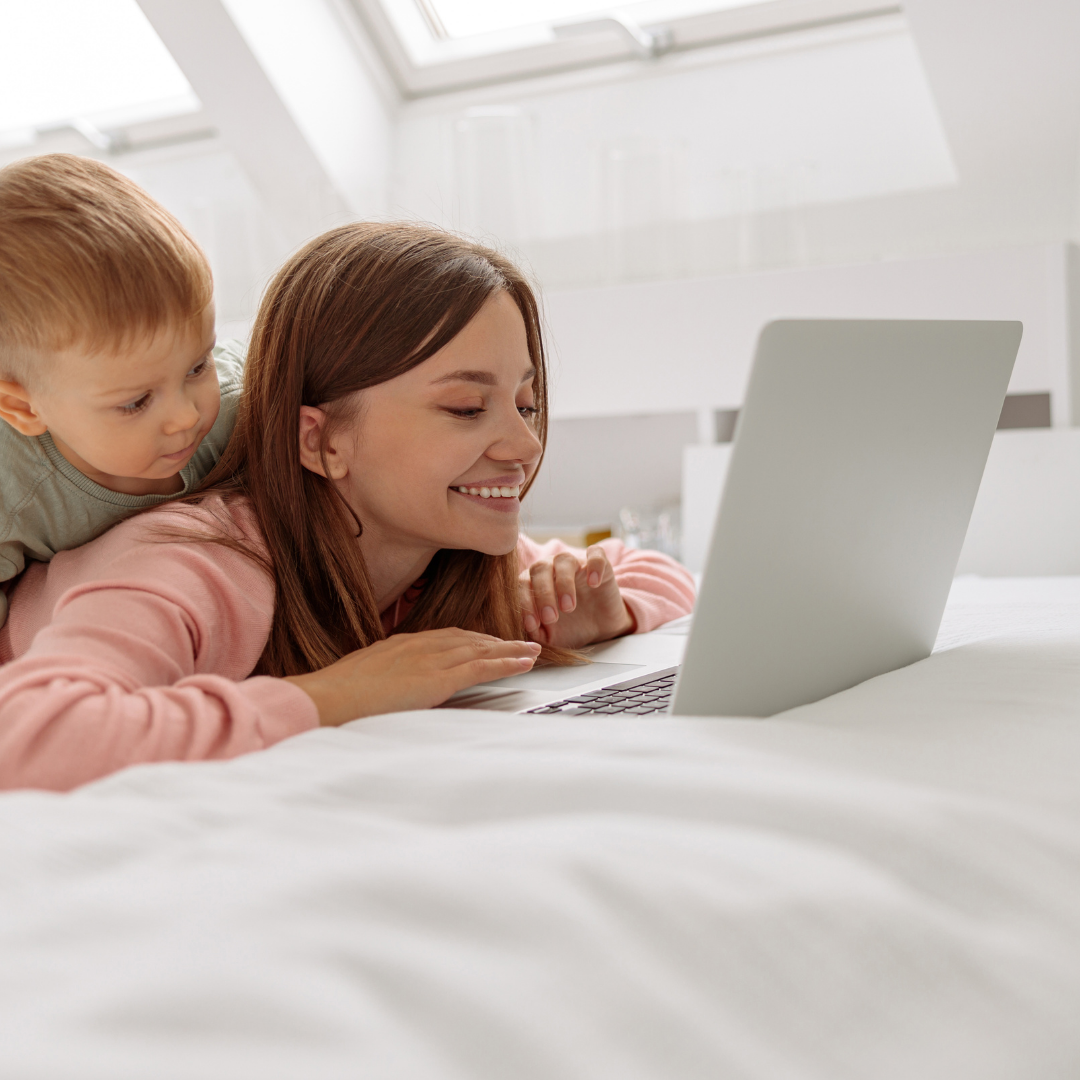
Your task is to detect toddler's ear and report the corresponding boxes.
[0,381,47,437]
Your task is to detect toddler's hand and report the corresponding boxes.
[519,545,635,650]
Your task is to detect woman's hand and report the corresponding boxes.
[285,629,541,727]
[519,545,635,650]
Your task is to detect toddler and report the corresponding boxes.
[0,154,243,625]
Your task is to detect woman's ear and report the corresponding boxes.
[298,405,349,480]
[0,381,48,437]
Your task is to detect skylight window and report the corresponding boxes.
[356,0,899,95]
[0,0,198,148]
[418,0,768,40]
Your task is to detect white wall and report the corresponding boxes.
[536,240,1079,534]
[393,16,955,252]
[682,443,732,573]
[543,243,1079,422]
[523,412,695,529]
[957,429,1080,576]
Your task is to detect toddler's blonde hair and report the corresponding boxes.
[0,154,213,386]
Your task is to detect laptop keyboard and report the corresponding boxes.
[525,666,680,715]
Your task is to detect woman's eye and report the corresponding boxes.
[518,405,538,418]
[447,407,484,419]
[119,393,152,415]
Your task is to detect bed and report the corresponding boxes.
[2,576,1079,1079]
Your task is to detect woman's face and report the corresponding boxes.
[313,290,544,560]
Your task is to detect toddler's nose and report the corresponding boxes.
[163,399,201,436]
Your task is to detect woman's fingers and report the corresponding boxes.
[553,553,579,612]
[528,559,560,626]
[461,651,539,684]
[407,627,540,669]
[527,553,588,626]
[519,578,541,634]
[433,633,542,700]
[584,544,612,589]
[513,546,633,651]
[439,631,540,669]
[519,548,616,643]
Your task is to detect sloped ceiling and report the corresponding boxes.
[904,0,1080,240]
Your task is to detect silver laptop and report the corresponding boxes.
[451,319,1022,718]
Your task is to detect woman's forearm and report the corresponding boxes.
[0,511,317,792]
[0,655,317,791]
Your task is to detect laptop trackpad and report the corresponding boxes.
[484,661,644,692]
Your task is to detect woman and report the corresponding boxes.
[0,224,695,790]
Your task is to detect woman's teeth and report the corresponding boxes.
[456,485,521,499]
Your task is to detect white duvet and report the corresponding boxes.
[2,577,1079,1079]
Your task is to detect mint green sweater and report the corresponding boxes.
[0,341,244,625]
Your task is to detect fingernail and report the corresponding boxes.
[517,656,535,668]
[541,606,557,624]
[589,572,600,587]
[523,641,542,652]
[560,593,573,611]
[523,613,538,632]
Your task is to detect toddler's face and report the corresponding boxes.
[27,306,220,495]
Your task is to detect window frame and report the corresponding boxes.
[348,0,902,96]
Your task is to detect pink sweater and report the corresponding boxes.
[0,499,695,791]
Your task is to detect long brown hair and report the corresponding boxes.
[190,222,563,677]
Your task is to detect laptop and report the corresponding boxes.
[450,319,1022,718]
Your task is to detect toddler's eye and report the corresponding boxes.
[447,407,484,419]
[119,393,152,415]
[187,358,211,378]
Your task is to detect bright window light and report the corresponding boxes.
[0,0,198,141]
[421,0,772,39]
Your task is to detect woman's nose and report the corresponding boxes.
[496,409,543,465]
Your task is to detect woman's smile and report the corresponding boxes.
[451,482,522,512]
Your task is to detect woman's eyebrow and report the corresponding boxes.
[432,370,496,386]
[432,367,536,386]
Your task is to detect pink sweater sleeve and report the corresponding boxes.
[516,535,695,633]
[0,503,318,792]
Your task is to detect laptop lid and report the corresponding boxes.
[673,319,1022,718]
